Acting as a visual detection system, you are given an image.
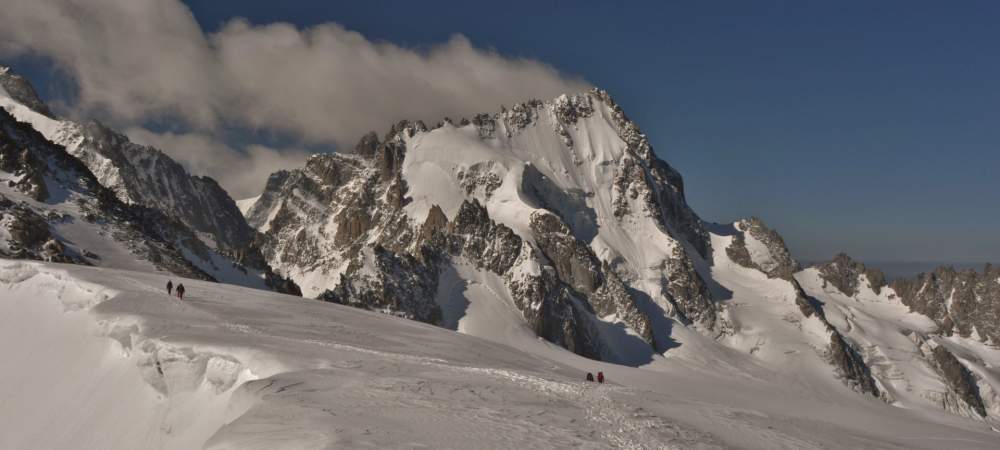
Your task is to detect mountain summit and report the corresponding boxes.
[2,66,998,431]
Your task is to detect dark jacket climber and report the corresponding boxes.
[176,283,185,300]
[597,372,605,384]
[167,280,173,295]
[586,372,594,382]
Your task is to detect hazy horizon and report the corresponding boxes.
[803,259,994,281]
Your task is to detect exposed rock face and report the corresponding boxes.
[530,212,601,294]
[319,245,442,323]
[828,329,881,396]
[891,265,1000,344]
[0,66,52,117]
[443,200,601,356]
[903,331,990,418]
[0,107,210,277]
[0,68,298,294]
[804,254,1000,415]
[726,217,799,280]
[930,345,987,417]
[661,246,716,327]
[351,131,380,157]
[73,120,255,255]
[250,90,719,361]
[446,200,523,274]
[0,197,54,260]
[815,253,887,296]
[790,280,823,319]
[529,210,654,345]
[724,218,881,398]
[787,278,881,398]
[247,152,378,284]
[599,90,709,257]
[418,205,448,243]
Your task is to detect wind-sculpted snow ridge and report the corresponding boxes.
[4,260,1000,449]
[0,66,299,294]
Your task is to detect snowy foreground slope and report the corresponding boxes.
[3,260,999,450]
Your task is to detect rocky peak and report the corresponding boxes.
[930,344,988,417]
[0,107,210,277]
[351,131,380,157]
[0,67,254,255]
[418,204,448,243]
[726,217,800,280]
[891,264,1000,343]
[814,253,887,297]
[0,66,52,117]
[0,68,298,294]
[551,92,595,125]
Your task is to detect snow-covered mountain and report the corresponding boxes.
[800,254,1000,418]
[0,67,251,254]
[0,67,298,293]
[239,87,1000,426]
[3,64,1000,446]
[0,106,205,277]
[245,92,715,363]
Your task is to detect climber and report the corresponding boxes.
[176,283,185,300]
[586,372,594,382]
[166,280,173,295]
[597,372,604,384]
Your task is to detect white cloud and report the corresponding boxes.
[0,0,589,147]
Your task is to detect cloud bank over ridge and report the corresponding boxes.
[0,0,589,197]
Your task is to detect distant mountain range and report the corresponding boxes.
[2,65,998,424]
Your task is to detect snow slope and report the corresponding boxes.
[235,196,259,217]
[4,260,997,449]
[797,267,1000,419]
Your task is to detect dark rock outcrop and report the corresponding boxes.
[0,66,52,117]
[726,217,799,280]
[0,108,210,278]
[829,330,881,396]
[447,200,523,274]
[75,120,256,256]
[319,245,442,323]
[0,67,298,294]
[529,210,655,345]
[418,204,448,243]
[891,265,1000,344]
[931,345,987,417]
[661,246,716,327]
[815,253,887,296]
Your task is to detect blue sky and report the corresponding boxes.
[7,1,999,263]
